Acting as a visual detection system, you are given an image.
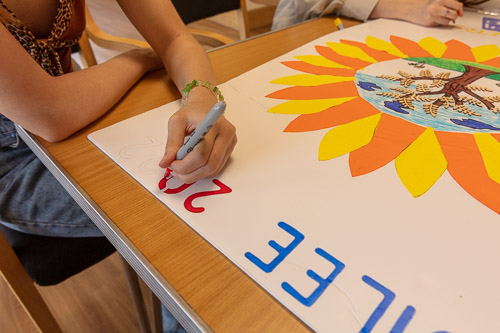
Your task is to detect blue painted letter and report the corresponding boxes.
[245,222,304,273]
[360,275,396,333]
[282,248,345,307]
[390,306,415,333]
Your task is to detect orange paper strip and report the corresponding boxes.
[349,114,426,176]
[284,98,379,132]
[315,46,372,70]
[266,82,358,100]
[280,61,357,76]
[436,132,500,214]
[442,40,475,61]
[339,39,399,62]
[389,36,433,58]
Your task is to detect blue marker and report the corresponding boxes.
[176,101,226,160]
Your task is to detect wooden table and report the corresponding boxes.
[18,17,358,332]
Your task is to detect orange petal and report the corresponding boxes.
[493,133,500,143]
[284,97,379,132]
[281,61,356,76]
[436,132,500,214]
[266,81,358,100]
[315,46,372,70]
[339,39,399,62]
[389,36,433,58]
[442,40,475,61]
[349,114,426,176]
[480,57,500,68]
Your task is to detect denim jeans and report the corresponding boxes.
[0,114,102,237]
[162,304,187,333]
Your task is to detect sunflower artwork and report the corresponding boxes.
[266,25,500,214]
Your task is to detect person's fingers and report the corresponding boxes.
[178,136,236,184]
[427,5,458,25]
[172,120,236,184]
[159,112,188,168]
[212,134,237,176]
[170,117,226,175]
[443,7,459,20]
[442,0,464,21]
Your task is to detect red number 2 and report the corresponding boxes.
[158,169,232,213]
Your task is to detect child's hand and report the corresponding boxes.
[159,89,237,184]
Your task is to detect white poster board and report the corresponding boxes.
[89,20,500,332]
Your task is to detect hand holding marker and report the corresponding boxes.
[159,101,226,189]
[176,100,227,159]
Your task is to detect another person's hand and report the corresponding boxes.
[159,88,237,184]
[371,0,464,26]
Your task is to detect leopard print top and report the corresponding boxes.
[0,0,82,76]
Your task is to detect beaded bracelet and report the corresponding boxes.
[181,80,224,106]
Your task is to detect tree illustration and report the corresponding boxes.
[375,57,500,118]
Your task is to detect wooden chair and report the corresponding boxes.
[79,1,235,67]
[239,0,279,38]
[172,0,277,40]
[171,0,278,40]
[0,229,62,332]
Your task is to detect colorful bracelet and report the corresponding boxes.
[181,80,224,106]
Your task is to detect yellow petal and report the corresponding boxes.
[325,42,377,63]
[268,97,356,115]
[294,55,351,69]
[395,127,447,197]
[365,36,407,58]
[418,37,447,58]
[270,74,355,86]
[474,133,500,184]
[318,113,381,160]
[472,44,500,63]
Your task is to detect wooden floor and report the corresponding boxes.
[1,2,274,333]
